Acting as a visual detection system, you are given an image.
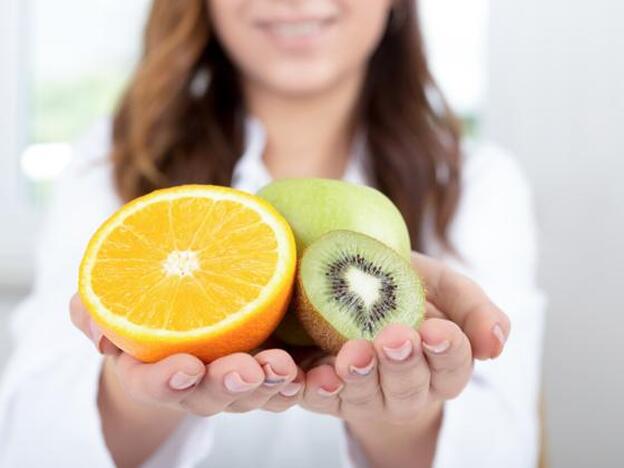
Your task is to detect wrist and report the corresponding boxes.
[98,357,186,467]
[346,398,443,438]
[345,400,444,468]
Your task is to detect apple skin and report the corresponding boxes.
[272,308,316,347]
[257,178,412,260]
[258,178,413,347]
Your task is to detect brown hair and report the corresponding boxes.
[111,0,461,251]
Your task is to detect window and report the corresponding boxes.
[22,0,151,204]
[421,0,489,134]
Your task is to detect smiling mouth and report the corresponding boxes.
[257,18,336,40]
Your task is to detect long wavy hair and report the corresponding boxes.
[111,0,461,251]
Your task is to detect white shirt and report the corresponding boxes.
[0,118,545,468]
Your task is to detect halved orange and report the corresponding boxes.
[79,185,297,362]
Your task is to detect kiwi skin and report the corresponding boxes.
[295,273,349,354]
[295,230,424,354]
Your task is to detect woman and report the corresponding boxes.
[0,0,544,467]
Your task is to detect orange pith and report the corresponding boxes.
[79,185,296,362]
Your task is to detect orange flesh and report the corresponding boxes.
[91,198,279,331]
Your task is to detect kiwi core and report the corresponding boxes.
[327,253,398,335]
[344,267,382,308]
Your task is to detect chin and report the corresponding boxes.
[258,62,345,97]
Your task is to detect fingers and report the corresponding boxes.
[373,324,430,423]
[112,348,303,417]
[411,252,511,359]
[301,322,474,424]
[301,364,343,416]
[419,319,473,399]
[181,353,264,416]
[227,349,300,412]
[425,301,444,320]
[69,293,119,356]
[72,292,304,416]
[112,352,206,406]
[69,293,89,334]
[334,340,383,421]
[262,368,306,413]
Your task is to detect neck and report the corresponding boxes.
[243,74,365,180]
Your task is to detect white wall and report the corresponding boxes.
[484,1,624,467]
[0,293,23,375]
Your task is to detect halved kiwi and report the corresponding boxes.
[296,230,425,353]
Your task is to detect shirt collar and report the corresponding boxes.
[231,116,370,193]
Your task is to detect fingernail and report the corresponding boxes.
[422,340,451,354]
[492,323,507,346]
[262,363,288,387]
[224,372,258,393]
[279,382,302,397]
[349,357,376,377]
[382,340,413,362]
[317,384,344,397]
[88,320,104,353]
[169,371,202,391]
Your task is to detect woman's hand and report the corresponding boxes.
[69,294,304,468]
[70,294,304,415]
[298,252,511,468]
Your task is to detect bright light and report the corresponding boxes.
[20,143,73,181]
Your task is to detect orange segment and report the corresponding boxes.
[79,185,296,362]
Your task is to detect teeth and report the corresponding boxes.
[270,21,323,38]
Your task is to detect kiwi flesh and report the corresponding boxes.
[296,230,425,353]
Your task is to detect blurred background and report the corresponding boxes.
[0,0,621,466]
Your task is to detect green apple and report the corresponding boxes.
[258,178,412,260]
